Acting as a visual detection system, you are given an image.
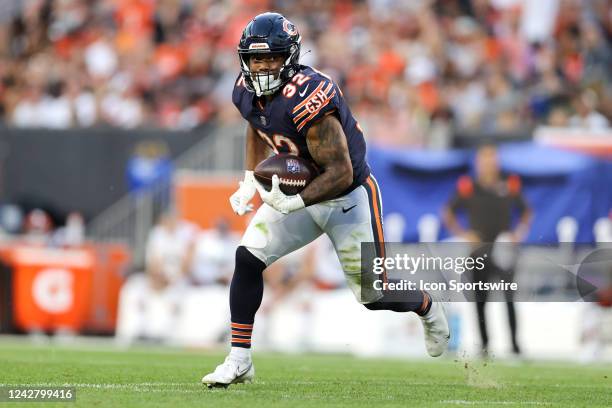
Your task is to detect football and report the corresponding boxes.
[254,154,319,195]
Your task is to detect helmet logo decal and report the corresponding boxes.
[249,43,270,50]
[283,20,297,36]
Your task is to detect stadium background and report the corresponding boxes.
[0,0,611,379]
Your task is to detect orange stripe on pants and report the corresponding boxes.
[366,176,387,283]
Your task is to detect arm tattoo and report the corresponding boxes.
[300,114,353,205]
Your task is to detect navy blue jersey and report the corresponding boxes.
[232,65,370,196]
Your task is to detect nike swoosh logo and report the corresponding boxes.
[299,84,309,97]
[342,205,357,213]
[236,363,252,377]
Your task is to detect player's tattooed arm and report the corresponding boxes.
[301,113,353,205]
[245,123,272,170]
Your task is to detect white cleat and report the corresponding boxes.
[419,296,450,357]
[201,356,255,388]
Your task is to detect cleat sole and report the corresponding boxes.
[206,383,230,389]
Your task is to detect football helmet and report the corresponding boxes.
[238,12,301,96]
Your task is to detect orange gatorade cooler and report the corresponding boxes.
[8,245,95,332]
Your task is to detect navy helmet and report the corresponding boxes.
[238,12,301,96]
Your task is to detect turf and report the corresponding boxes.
[0,340,609,407]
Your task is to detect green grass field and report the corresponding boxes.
[0,339,609,407]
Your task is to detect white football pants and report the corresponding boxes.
[241,175,386,303]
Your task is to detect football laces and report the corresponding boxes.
[279,178,306,187]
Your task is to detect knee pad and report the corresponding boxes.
[363,301,386,311]
[363,298,418,313]
[235,246,266,275]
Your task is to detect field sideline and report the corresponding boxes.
[0,339,609,407]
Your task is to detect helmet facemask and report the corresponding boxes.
[239,43,301,96]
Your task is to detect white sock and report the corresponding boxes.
[230,347,251,361]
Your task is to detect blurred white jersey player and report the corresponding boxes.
[116,211,197,343]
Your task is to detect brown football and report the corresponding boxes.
[254,154,319,195]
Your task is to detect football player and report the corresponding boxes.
[202,12,449,388]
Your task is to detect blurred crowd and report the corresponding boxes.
[115,210,612,358]
[0,203,86,247]
[115,211,346,344]
[0,0,610,145]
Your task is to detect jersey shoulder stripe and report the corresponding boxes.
[292,81,327,114]
[232,73,250,110]
[290,78,337,133]
[296,89,337,131]
[293,82,333,121]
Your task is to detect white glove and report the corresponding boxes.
[229,170,257,215]
[255,174,305,214]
